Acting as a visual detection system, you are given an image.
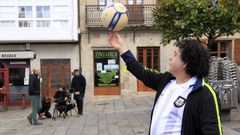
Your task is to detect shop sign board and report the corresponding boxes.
[0,51,35,59]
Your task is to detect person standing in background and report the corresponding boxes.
[71,69,86,115]
[27,69,43,125]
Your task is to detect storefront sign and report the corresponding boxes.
[10,61,27,65]
[0,51,35,59]
[94,50,120,87]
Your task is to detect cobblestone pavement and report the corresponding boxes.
[0,93,240,135]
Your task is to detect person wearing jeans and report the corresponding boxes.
[27,69,42,125]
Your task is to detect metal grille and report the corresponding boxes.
[86,5,155,27]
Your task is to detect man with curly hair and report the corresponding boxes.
[108,32,222,135]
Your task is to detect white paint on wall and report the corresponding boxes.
[30,44,79,72]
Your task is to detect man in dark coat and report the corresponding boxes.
[71,69,86,115]
[27,69,43,125]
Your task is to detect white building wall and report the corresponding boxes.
[30,44,79,71]
[0,0,78,42]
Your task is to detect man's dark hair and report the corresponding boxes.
[74,69,79,73]
[176,40,210,78]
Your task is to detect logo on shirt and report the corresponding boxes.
[174,96,186,107]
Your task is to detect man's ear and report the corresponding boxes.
[182,63,187,70]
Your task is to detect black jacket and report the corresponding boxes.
[28,74,40,96]
[54,90,68,103]
[39,97,51,113]
[71,74,86,98]
[121,50,222,135]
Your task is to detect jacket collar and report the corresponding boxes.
[168,73,204,91]
[191,77,204,91]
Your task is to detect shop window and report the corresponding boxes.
[9,68,28,86]
[94,50,119,87]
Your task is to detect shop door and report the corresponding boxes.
[0,61,9,106]
[41,59,71,97]
[235,39,240,65]
[137,47,160,91]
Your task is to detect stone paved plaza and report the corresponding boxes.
[0,93,240,135]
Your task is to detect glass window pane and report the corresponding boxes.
[37,20,50,27]
[210,41,217,52]
[128,0,134,5]
[221,42,227,52]
[147,48,152,68]
[9,68,25,86]
[94,50,119,87]
[18,21,33,28]
[220,53,226,58]
[99,0,105,5]
[36,6,50,18]
[136,0,142,5]
[107,0,113,5]
[153,48,159,70]
[138,48,143,64]
[0,72,4,88]
[18,6,32,18]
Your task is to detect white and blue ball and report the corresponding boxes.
[101,2,129,31]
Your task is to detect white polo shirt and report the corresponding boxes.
[150,77,197,135]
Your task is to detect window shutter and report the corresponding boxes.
[235,39,240,65]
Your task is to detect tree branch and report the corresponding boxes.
[214,34,221,39]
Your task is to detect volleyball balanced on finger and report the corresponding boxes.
[100,2,129,31]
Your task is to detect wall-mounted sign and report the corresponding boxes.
[0,51,35,59]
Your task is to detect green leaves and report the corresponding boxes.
[153,0,240,46]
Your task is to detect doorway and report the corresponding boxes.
[0,61,9,106]
[137,47,160,91]
[41,59,71,97]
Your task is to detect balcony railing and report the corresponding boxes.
[86,5,155,28]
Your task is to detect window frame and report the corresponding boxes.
[210,40,232,59]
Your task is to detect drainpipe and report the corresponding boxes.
[79,34,82,72]
[77,0,82,72]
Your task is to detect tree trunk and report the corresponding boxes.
[207,36,216,51]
